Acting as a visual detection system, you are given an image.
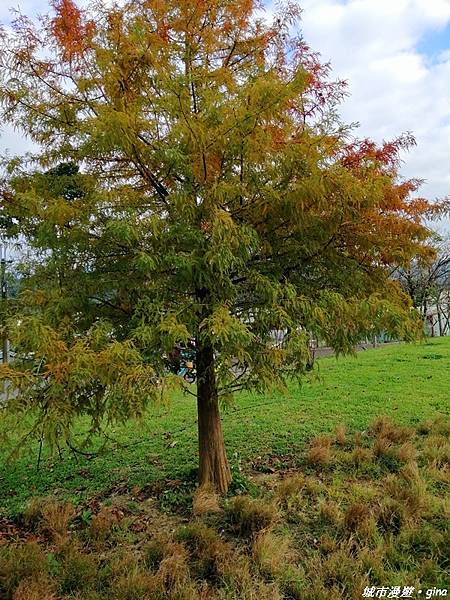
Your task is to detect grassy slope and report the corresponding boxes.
[1,417,449,600]
[1,337,449,516]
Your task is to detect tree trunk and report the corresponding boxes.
[443,308,450,336]
[437,308,443,337]
[196,340,231,494]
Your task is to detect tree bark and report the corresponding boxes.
[437,308,443,337]
[196,340,231,494]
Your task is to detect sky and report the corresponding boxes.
[298,0,450,234]
[1,0,450,233]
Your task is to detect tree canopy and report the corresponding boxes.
[0,0,440,491]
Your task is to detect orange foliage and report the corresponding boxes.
[51,0,95,61]
[193,151,222,183]
[156,18,170,42]
[265,124,285,148]
[295,41,348,114]
[341,134,416,174]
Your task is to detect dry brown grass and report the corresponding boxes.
[12,578,56,600]
[343,502,372,533]
[0,542,48,598]
[307,445,332,467]
[311,434,333,449]
[176,522,231,580]
[376,498,406,534]
[142,537,171,572]
[89,506,118,542]
[319,500,342,526]
[110,542,197,600]
[395,442,417,463]
[307,434,335,468]
[423,435,450,468]
[370,416,413,444]
[334,424,347,446]
[40,501,74,545]
[276,475,305,504]
[417,419,434,435]
[109,567,154,600]
[304,547,369,600]
[350,446,372,466]
[2,419,449,600]
[252,531,295,578]
[61,593,103,600]
[217,552,283,600]
[21,498,47,529]
[225,496,278,537]
[319,534,339,554]
[427,463,450,486]
[354,431,363,446]
[373,435,392,458]
[384,462,429,517]
[303,478,325,497]
[57,541,98,595]
[150,543,194,599]
[192,484,221,516]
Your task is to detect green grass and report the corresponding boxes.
[1,337,449,516]
[1,417,449,599]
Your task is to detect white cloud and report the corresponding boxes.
[299,0,450,231]
[0,0,44,23]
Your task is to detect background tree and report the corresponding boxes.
[0,0,439,492]
[397,236,450,335]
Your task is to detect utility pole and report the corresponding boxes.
[1,244,9,364]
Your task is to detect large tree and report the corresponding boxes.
[0,0,438,492]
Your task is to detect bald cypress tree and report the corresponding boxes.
[0,0,436,492]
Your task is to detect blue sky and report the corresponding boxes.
[418,21,450,57]
[1,0,450,233]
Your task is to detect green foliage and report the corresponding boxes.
[229,456,256,496]
[0,0,441,478]
[159,482,194,514]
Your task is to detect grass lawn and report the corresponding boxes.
[1,337,449,516]
[1,406,449,599]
